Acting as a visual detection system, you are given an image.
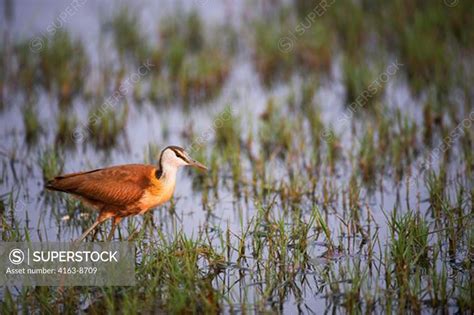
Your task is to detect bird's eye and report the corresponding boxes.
[174,150,187,162]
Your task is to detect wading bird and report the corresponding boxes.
[46,146,207,242]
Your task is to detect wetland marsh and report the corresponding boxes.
[0,0,473,313]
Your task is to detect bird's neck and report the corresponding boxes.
[160,164,179,187]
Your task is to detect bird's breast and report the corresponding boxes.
[137,172,176,213]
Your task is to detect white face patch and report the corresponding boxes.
[161,148,189,170]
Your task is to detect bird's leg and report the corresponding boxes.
[75,213,112,243]
[107,217,122,241]
[75,220,102,243]
[91,225,100,241]
[107,222,116,241]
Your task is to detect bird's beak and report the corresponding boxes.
[189,159,208,171]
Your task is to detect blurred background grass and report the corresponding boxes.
[0,0,473,313]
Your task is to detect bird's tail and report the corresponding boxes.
[44,169,101,193]
[45,178,67,192]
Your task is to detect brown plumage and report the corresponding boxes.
[47,164,155,216]
[46,146,207,242]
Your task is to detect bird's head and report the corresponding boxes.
[159,146,208,171]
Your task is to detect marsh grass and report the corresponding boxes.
[328,0,367,58]
[342,57,384,109]
[188,145,209,192]
[109,7,149,64]
[13,41,38,96]
[38,31,88,107]
[425,169,446,217]
[55,113,78,147]
[148,74,172,105]
[87,103,128,149]
[1,1,473,313]
[259,99,293,160]
[253,9,333,86]
[38,147,64,182]
[1,161,473,313]
[251,0,473,99]
[386,210,430,310]
[397,4,451,94]
[0,192,27,241]
[296,22,333,75]
[213,107,242,195]
[178,51,230,103]
[159,11,231,103]
[358,126,377,183]
[253,21,294,86]
[22,101,41,145]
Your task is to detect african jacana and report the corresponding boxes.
[46,146,207,242]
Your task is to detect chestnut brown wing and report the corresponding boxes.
[46,164,155,206]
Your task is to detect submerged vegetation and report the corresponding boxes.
[0,0,473,313]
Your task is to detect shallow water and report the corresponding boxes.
[1,0,472,313]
